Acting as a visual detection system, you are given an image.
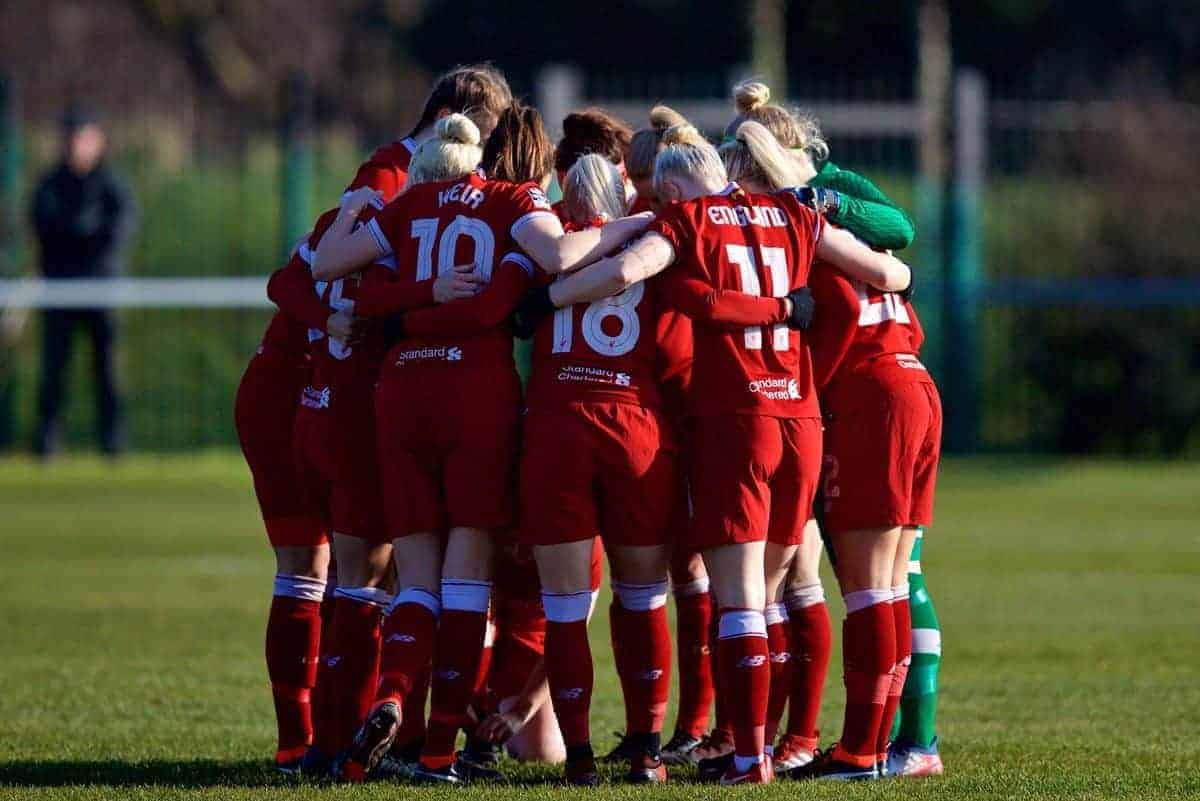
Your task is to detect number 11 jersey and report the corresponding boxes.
[651,183,824,419]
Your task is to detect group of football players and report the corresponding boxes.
[234,62,945,787]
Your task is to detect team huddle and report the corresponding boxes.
[234,63,945,787]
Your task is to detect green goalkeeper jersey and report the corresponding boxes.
[810,160,916,251]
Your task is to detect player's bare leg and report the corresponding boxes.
[535,537,604,785]
[790,525,901,782]
[701,541,773,785]
[777,521,830,771]
[607,543,672,783]
[268,543,329,772]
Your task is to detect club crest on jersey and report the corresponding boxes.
[747,377,801,401]
[527,186,552,210]
[301,385,331,409]
[438,182,485,209]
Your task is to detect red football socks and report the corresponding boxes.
[543,591,595,748]
[421,580,491,767]
[877,584,912,758]
[672,580,715,738]
[266,574,326,763]
[784,584,831,751]
[717,609,770,763]
[764,603,792,751]
[836,589,896,766]
[612,582,672,738]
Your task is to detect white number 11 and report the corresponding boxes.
[726,244,790,351]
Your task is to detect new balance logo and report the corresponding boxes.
[385,633,416,644]
[554,687,585,701]
[324,656,342,668]
[636,668,665,681]
[737,654,767,668]
[434,669,461,681]
[770,651,792,664]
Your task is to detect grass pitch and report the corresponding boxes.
[0,454,1197,800]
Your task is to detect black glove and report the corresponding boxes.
[510,285,555,340]
[898,276,914,303]
[785,286,815,330]
[380,311,407,348]
[785,186,840,216]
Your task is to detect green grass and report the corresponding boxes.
[0,454,1197,800]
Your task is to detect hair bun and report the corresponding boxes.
[437,113,481,146]
[661,123,706,148]
[734,81,771,113]
[649,105,687,132]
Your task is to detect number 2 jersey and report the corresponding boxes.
[651,183,824,419]
[365,171,556,372]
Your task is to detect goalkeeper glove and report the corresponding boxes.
[787,186,841,216]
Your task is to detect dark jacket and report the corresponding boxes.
[30,163,136,278]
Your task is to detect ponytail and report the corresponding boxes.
[719,120,804,191]
[407,113,483,186]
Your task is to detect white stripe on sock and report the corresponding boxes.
[911,627,942,655]
[784,582,825,611]
[892,582,911,602]
[673,577,710,598]
[335,585,393,608]
[843,588,893,615]
[908,560,922,574]
[614,580,669,612]
[389,587,441,617]
[718,609,767,640]
[441,579,491,613]
[273,573,326,602]
[764,602,789,626]
[542,591,592,623]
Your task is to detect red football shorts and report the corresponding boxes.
[821,376,942,533]
[374,367,521,537]
[291,390,389,543]
[519,403,678,547]
[688,414,823,549]
[234,351,326,548]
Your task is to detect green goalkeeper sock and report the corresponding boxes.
[891,529,940,748]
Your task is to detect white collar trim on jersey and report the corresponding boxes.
[402,137,417,154]
[718,182,739,196]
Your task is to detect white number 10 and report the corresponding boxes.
[726,244,789,351]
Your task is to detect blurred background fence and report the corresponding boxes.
[0,0,1198,457]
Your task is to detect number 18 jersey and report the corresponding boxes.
[652,183,824,419]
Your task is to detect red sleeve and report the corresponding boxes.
[403,254,534,337]
[354,273,437,317]
[647,203,690,260]
[348,162,401,202]
[655,271,789,329]
[654,308,692,419]
[807,264,859,393]
[266,254,329,331]
[506,182,558,240]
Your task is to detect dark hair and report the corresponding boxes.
[553,108,632,173]
[482,103,555,185]
[406,64,513,139]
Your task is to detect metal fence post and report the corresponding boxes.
[280,71,314,261]
[944,69,986,453]
[0,73,23,450]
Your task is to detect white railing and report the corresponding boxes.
[0,278,272,309]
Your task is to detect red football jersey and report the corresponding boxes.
[807,261,927,395]
[651,183,824,418]
[527,270,668,410]
[298,207,391,415]
[346,137,417,202]
[366,171,557,372]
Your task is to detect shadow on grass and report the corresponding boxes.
[0,759,284,788]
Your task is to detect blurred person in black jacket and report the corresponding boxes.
[30,105,136,457]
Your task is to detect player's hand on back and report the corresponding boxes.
[433,262,484,303]
[340,187,381,217]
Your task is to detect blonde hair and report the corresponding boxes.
[562,154,627,225]
[726,80,830,165]
[720,120,804,191]
[652,122,727,197]
[407,114,482,186]
[627,105,688,180]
